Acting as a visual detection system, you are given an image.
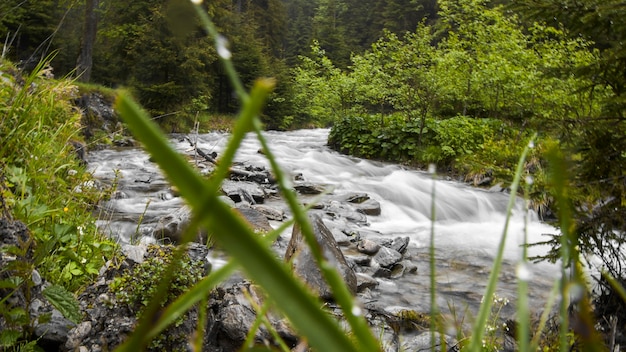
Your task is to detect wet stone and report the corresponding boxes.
[252,204,285,221]
[330,227,354,247]
[389,260,418,279]
[388,236,410,254]
[336,192,370,204]
[373,246,403,268]
[373,266,392,278]
[221,180,266,204]
[293,181,326,194]
[234,207,274,233]
[355,198,381,216]
[357,239,381,255]
[345,254,371,267]
[356,273,379,292]
[401,331,459,352]
[284,214,357,300]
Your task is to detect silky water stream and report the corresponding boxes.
[88,128,560,318]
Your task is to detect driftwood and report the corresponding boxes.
[184,136,218,164]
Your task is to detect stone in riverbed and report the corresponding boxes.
[401,331,459,352]
[293,181,327,194]
[357,239,381,255]
[284,214,357,300]
[234,206,274,233]
[390,260,418,279]
[388,236,410,254]
[336,192,370,203]
[324,202,369,226]
[345,254,371,267]
[354,198,381,216]
[329,227,354,246]
[356,273,379,292]
[372,246,403,268]
[208,282,298,351]
[251,204,285,221]
[221,180,266,204]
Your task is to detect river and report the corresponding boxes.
[88,128,560,318]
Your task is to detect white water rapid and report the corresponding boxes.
[88,128,560,316]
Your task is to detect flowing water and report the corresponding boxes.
[88,128,560,317]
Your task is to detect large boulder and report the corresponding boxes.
[206,282,298,351]
[284,214,357,301]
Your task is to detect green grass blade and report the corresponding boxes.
[516,180,532,351]
[429,166,438,351]
[602,271,626,302]
[530,281,559,351]
[546,144,604,352]
[545,144,574,352]
[468,134,536,351]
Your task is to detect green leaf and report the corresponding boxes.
[0,329,21,348]
[42,284,82,324]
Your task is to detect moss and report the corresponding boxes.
[109,244,205,350]
[385,309,431,333]
[110,245,204,313]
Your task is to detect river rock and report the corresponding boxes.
[388,236,410,254]
[357,239,381,255]
[207,282,298,351]
[355,273,379,292]
[324,202,369,226]
[373,246,403,268]
[293,181,326,194]
[64,245,212,351]
[354,198,382,216]
[152,206,206,243]
[336,192,370,203]
[401,331,459,352]
[234,206,274,233]
[251,204,285,221]
[345,254,371,267]
[65,322,92,350]
[284,214,357,300]
[390,260,418,279]
[329,227,355,246]
[229,165,273,184]
[221,180,266,204]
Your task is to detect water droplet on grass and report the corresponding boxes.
[216,35,232,59]
[516,262,533,281]
[525,175,534,185]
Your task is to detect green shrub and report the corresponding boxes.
[1,58,117,348]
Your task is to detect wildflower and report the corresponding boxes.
[63,207,69,212]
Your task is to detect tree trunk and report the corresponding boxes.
[76,0,99,83]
